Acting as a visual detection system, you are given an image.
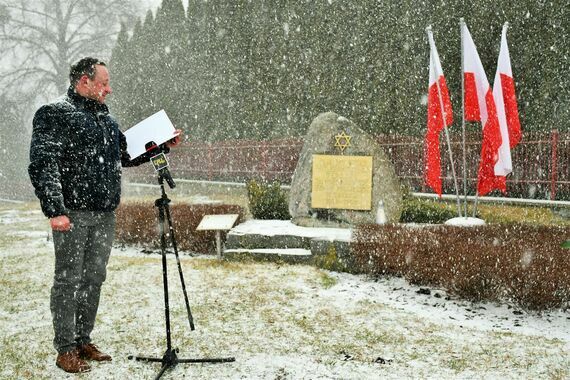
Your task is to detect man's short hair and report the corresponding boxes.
[69,57,106,87]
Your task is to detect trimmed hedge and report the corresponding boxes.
[246,179,290,220]
[399,198,458,224]
[115,199,569,311]
[352,223,570,311]
[115,202,245,254]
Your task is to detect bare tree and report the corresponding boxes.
[0,0,140,99]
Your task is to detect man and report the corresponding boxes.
[28,57,181,373]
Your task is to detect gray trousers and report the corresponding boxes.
[51,210,115,354]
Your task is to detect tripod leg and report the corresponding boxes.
[156,201,174,351]
[155,363,170,380]
[129,355,163,363]
[164,205,195,330]
[154,348,178,380]
[177,357,236,364]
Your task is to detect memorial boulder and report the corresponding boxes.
[289,112,402,227]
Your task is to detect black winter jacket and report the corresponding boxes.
[29,87,151,218]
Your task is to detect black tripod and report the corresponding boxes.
[129,171,235,379]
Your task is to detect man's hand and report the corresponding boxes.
[50,215,72,232]
[167,129,183,148]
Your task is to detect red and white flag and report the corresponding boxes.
[424,27,453,197]
[493,23,521,178]
[462,20,504,196]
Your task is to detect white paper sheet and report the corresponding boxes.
[123,110,179,159]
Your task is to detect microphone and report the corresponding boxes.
[145,141,176,189]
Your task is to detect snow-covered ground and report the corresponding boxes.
[230,219,352,241]
[0,205,568,379]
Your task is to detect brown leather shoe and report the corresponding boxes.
[56,349,91,373]
[78,343,112,362]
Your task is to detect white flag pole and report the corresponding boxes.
[426,26,462,217]
[460,18,469,218]
[472,190,480,217]
[471,21,511,218]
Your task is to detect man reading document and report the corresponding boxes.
[28,57,181,373]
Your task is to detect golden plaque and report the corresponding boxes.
[311,154,373,210]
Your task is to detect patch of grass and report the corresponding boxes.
[191,257,250,272]
[0,201,38,212]
[400,198,457,224]
[477,204,570,226]
[317,271,338,289]
[106,255,166,270]
[0,235,25,249]
[447,355,471,372]
[355,328,407,347]
[0,343,50,379]
[410,332,448,350]
[0,230,47,250]
[292,314,314,333]
[399,198,568,226]
[548,367,570,380]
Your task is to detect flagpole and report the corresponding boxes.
[472,192,479,217]
[471,21,511,218]
[426,26,462,217]
[460,18,468,218]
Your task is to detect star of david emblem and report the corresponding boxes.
[334,131,352,152]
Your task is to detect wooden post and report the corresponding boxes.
[215,231,222,259]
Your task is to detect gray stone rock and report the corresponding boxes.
[226,232,311,250]
[310,239,356,273]
[223,249,313,265]
[289,112,402,227]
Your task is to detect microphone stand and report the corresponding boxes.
[129,169,235,380]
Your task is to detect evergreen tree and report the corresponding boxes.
[154,0,187,129]
[109,0,570,140]
[109,22,133,126]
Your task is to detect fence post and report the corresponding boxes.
[550,129,559,200]
[208,143,213,181]
[262,140,268,181]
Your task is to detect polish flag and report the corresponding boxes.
[493,23,521,178]
[424,27,453,197]
[462,21,504,196]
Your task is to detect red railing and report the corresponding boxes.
[125,131,569,201]
[374,130,569,200]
